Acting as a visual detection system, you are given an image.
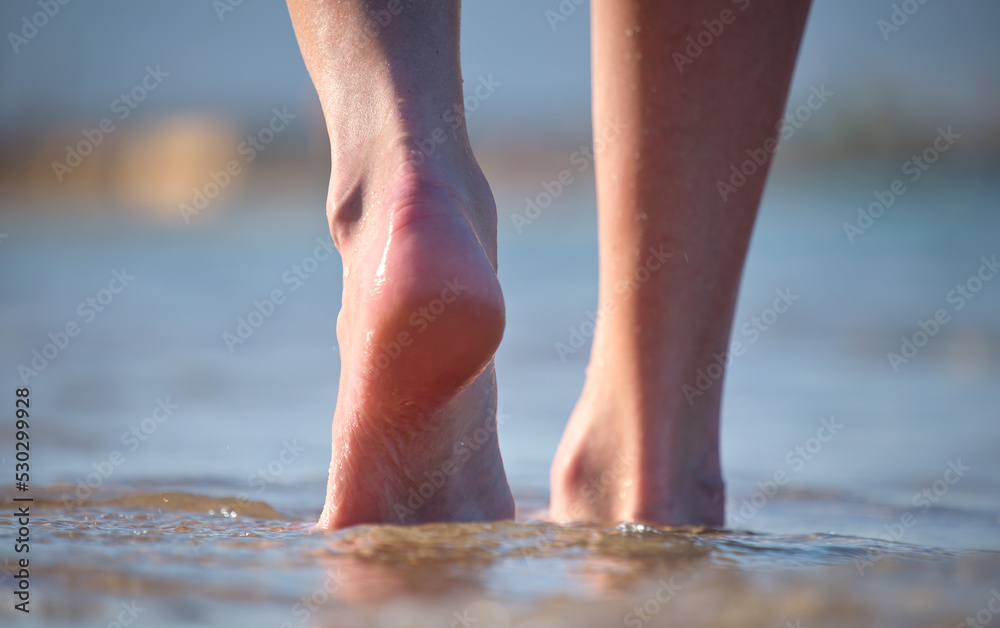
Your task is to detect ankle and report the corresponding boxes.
[327,135,495,255]
[582,346,726,425]
[552,375,725,523]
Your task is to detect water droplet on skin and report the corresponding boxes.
[344,266,350,278]
[626,29,634,36]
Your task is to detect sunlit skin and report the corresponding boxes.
[550,0,812,526]
[286,0,810,529]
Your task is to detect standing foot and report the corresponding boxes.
[550,381,724,527]
[317,148,514,529]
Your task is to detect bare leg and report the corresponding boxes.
[550,0,812,525]
[286,0,514,529]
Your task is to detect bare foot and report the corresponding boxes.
[286,0,515,529]
[549,379,724,527]
[548,0,810,527]
[316,153,514,529]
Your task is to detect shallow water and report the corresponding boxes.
[2,484,999,628]
[1,166,999,624]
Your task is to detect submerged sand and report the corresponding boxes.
[2,488,997,628]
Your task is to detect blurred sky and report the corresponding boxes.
[1,0,999,139]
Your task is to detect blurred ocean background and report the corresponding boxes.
[1,1,999,626]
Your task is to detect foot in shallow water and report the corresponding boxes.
[549,380,725,527]
[316,149,514,530]
[285,0,515,530]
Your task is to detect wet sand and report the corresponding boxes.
[1,486,998,628]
